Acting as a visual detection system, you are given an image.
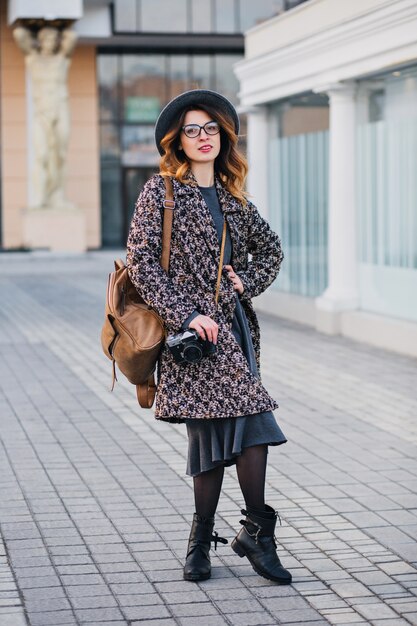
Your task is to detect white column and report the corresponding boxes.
[242,105,269,219]
[315,82,359,332]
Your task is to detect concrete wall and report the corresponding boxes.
[66,44,101,249]
[0,2,27,248]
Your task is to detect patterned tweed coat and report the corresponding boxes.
[126,171,284,423]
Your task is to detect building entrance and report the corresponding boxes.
[98,47,245,249]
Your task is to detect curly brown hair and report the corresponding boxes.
[159,103,248,205]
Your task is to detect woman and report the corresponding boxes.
[126,89,291,585]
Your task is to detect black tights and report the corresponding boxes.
[193,444,268,518]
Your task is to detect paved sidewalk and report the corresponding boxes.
[0,251,416,626]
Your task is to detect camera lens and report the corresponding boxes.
[183,344,202,363]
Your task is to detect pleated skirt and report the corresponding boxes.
[184,294,287,476]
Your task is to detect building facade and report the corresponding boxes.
[2,0,414,357]
[0,0,306,250]
[236,0,417,357]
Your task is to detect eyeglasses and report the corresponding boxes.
[181,121,220,138]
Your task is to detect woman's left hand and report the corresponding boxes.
[224,264,244,295]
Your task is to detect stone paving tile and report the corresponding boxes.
[0,612,30,626]
[353,601,400,620]
[170,602,220,617]
[122,604,172,620]
[131,621,177,626]
[225,612,278,625]
[178,616,229,626]
[1,252,417,626]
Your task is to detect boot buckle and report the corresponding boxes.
[241,519,262,544]
[211,530,228,551]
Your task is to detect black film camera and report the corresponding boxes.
[166,328,216,365]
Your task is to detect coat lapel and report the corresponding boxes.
[172,172,220,266]
[214,175,243,215]
[214,175,244,268]
[171,171,244,270]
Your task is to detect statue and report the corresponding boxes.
[13,25,77,209]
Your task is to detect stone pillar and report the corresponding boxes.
[12,19,87,252]
[9,1,86,252]
[243,105,269,219]
[315,82,359,333]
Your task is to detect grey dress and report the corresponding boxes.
[184,184,287,477]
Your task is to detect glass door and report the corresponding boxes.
[122,167,157,246]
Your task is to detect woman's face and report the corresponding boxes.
[179,109,221,167]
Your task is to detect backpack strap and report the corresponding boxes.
[136,176,174,409]
[137,376,157,409]
[160,176,175,272]
[215,220,227,306]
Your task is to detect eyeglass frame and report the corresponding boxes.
[181,120,221,138]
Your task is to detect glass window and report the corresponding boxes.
[121,126,160,167]
[369,90,385,122]
[191,55,213,90]
[121,55,167,122]
[141,0,187,32]
[124,168,159,240]
[97,56,119,121]
[239,0,285,32]
[97,48,249,248]
[214,0,236,33]
[101,165,123,247]
[169,55,191,99]
[191,0,212,32]
[214,54,240,104]
[268,128,329,297]
[114,0,138,32]
[100,124,120,162]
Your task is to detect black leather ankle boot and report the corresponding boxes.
[231,504,292,584]
[183,513,227,582]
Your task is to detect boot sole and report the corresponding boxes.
[183,571,211,582]
[231,538,292,585]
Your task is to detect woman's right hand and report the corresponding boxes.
[188,314,219,345]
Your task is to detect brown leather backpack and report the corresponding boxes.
[101,176,175,409]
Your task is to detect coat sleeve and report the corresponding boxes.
[126,177,197,332]
[238,201,284,300]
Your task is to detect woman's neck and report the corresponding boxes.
[190,162,215,187]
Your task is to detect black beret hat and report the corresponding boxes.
[154,89,240,156]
